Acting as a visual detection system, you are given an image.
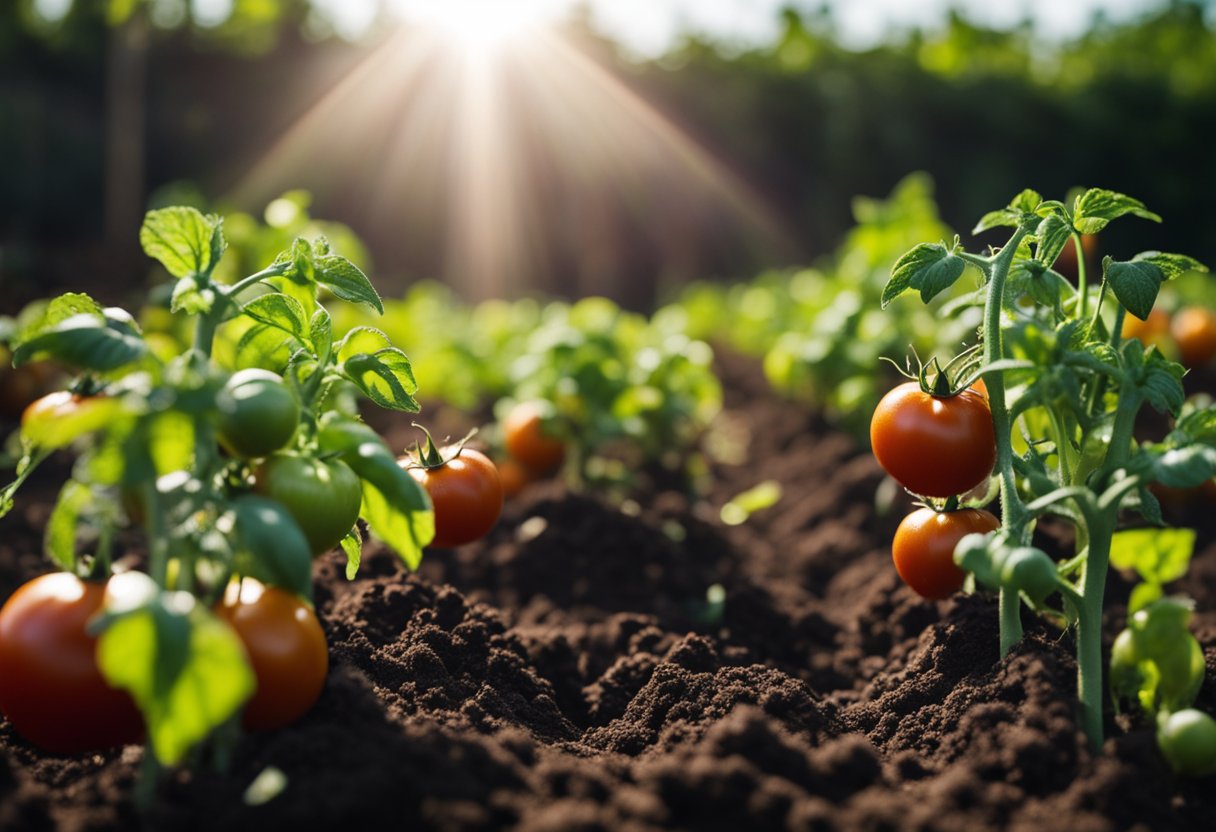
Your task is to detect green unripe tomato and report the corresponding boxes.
[1154,633,1206,714]
[954,531,1001,589]
[1108,628,1144,701]
[1000,547,1058,604]
[1158,709,1216,777]
[1132,598,1194,658]
[216,369,300,459]
[254,453,362,556]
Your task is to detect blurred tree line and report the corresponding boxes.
[0,0,1213,311]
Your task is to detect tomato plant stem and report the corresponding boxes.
[1077,517,1114,749]
[983,227,1028,653]
[1074,233,1090,320]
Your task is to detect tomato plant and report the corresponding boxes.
[214,579,328,731]
[0,205,433,782]
[891,507,998,599]
[0,573,143,753]
[496,297,721,495]
[880,186,1212,751]
[870,381,996,499]
[403,427,502,549]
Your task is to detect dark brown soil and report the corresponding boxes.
[2,352,1215,831]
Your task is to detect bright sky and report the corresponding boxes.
[375,0,1162,53]
[30,0,1178,50]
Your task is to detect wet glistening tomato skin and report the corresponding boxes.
[892,508,999,599]
[870,383,996,498]
[0,573,143,753]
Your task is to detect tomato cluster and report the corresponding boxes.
[870,381,999,599]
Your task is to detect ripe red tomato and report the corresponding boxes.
[892,507,999,599]
[215,579,327,731]
[0,573,143,753]
[255,454,363,556]
[404,447,503,548]
[870,383,996,498]
[1170,307,1216,368]
[503,401,565,475]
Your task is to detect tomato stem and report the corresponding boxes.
[1073,233,1090,320]
[982,226,1029,653]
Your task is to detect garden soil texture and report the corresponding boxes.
[2,353,1215,831]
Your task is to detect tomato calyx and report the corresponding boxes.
[404,422,479,471]
[889,345,985,399]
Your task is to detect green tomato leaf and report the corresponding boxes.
[1035,213,1075,270]
[333,441,433,570]
[45,479,93,571]
[310,309,333,361]
[1145,446,1216,489]
[343,348,420,412]
[341,530,362,581]
[242,293,310,343]
[1110,528,1195,586]
[1105,256,1164,322]
[1072,189,1161,234]
[1128,581,1164,614]
[12,314,148,372]
[170,276,216,315]
[229,495,314,599]
[882,243,967,307]
[1134,349,1186,416]
[14,293,104,342]
[97,575,254,766]
[1107,253,1207,322]
[140,207,223,279]
[148,411,196,476]
[972,190,1042,234]
[314,253,384,314]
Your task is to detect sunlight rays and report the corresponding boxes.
[225,15,795,300]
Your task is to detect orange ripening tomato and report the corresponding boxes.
[870,383,996,499]
[0,573,143,753]
[1170,307,1216,368]
[503,402,565,475]
[215,579,328,732]
[404,447,503,548]
[496,457,534,500]
[892,508,999,599]
[1121,308,1171,350]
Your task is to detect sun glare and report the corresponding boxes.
[391,0,561,52]
[227,2,794,300]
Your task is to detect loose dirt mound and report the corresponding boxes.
[2,352,1214,830]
